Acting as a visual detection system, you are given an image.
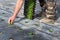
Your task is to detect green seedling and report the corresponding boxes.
[28,32,35,37]
[17,28,22,31]
[34,24,39,26]
[48,29,53,32]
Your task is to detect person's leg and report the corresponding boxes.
[34,0,46,17]
[39,0,56,23]
[24,0,35,19]
[45,0,56,19]
[39,0,46,7]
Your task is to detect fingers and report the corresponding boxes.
[8,19,10,24]
[8,19,13,25]
[10,20,13,24]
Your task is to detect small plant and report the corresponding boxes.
[17,28,22,31]
[34,24,39,26]
[28,32,35,37]
[48,29,53,32]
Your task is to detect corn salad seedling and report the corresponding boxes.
[17,28,22,31]
[48,29,53,32]
[28,32,35,37]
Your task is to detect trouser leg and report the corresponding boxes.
[38,0,46,17]
[45,0,56,19]
[24,0,35,19]
[39,0,56,23]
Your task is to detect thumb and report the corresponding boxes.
[8,19,13,25]
[8,19,10,24]
[10,20,13,25]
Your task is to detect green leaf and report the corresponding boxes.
[48,29,53,32]
[28,32,35,37]
[34,24,39,26]
[17,28,22,31]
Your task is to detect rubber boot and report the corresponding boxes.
[40,0,56,23]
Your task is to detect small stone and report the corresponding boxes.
[2,13,5,14]
[16,16,19,18]
[0,31,2,34]
[1,19,4,21]
[25,21,29,23]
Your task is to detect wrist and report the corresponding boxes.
[12,14,17,17]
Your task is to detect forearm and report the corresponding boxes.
[13,0,24,17]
